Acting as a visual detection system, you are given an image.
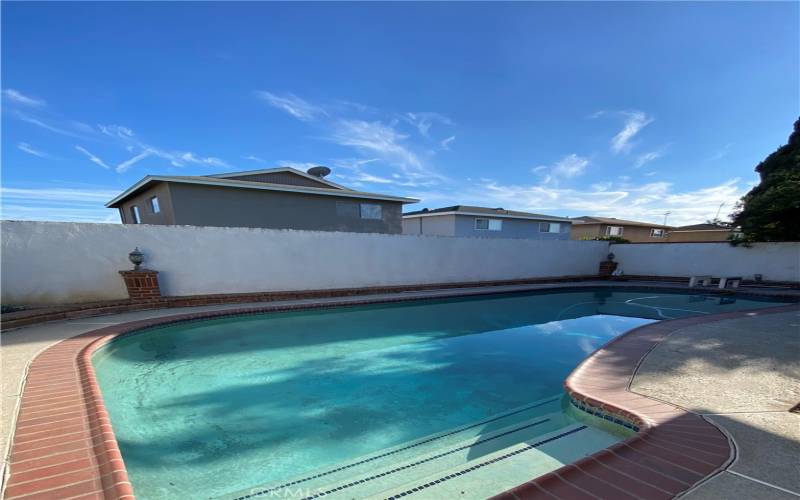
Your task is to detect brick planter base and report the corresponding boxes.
[598,260,618,277]
[119,270,161,301]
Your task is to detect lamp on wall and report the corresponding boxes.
[128,247,144,270]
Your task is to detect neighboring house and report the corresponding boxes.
[666,223,738,242]
[402,205,572,239]
[106,167,418,234]
[570,216,672,242]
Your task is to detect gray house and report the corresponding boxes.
[402,205,572,239]
[106,167,418,234]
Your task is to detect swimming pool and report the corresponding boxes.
[92,288,789,499]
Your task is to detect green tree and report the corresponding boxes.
[731,117,800,242]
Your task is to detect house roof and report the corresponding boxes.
[571,216,672,229]
[672,223,734,232]
[403,205,572,222]
[208,167,350,190]
[105,168,419,208]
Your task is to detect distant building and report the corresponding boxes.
[402,205,572,239]
[666,223,738,242]
[106,167,418,234]
[570,216,671,242]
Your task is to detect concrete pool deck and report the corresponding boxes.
[1,281,798,499]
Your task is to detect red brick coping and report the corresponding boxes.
[1,275,604,331]
[492,303,800,500]
[4,294,798,500]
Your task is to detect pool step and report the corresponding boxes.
[226,397,564,499]
[366,423,623,500]
[294,414,574,500]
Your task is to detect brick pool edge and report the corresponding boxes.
[492,303,800,500]
[3,293,798,499]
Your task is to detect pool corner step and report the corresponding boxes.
[366,423,623,500]
[279,414,575,500]
[225,398,563,500]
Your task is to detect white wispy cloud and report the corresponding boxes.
[611,110,653,153]
[440,135,456,151]
[17,142,51,158]
[75,146,111,169]
[404,112,453,137]
[243,155,266,163]
[256,91,327,121]
[707,143,733,162]
[116,150,154,173]
[532,154,590,185]
[331,119,423,171]
[463,178,746,226]
[179,152,229,168]
[633,150,662,168]
[2,89,46,107]
[1,186,120,223]
[18,114,87,138]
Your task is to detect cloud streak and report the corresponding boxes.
[75,146,111,169]
[17,143,51,158]
[611,111,653,153]
[256,91,327,121]
[2,89,46,107]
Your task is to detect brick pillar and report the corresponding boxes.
[598,260,618,277]
[119,270,162,301]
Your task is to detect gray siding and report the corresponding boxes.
[402,215,457,236]
[454,215,570,239]
[221,172,334,189]
[403,213,570,239]
[167,183,403,233]
[118,183,176,225]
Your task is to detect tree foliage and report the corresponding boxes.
[731,118,800,242]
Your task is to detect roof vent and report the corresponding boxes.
[307,166,331,178]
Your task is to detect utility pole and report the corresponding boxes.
[714,202,725,221]
[663,211,671,226]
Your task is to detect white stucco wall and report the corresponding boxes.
[612,242,800,282]
[1,221,611,305]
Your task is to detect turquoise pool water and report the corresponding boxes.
[92,289,787,499]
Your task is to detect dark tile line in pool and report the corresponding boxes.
[380,426,589,500]
[233,397,561,500]
[242,418,553,500]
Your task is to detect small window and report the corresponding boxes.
[129,205,141,224]
[336,201,359,217]
[475,218,502,231]
[539,222,561,233]
[606,226,624,236]
[360,203,382,220]
[149,196,160,214]
[650,228,665,238]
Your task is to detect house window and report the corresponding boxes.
[360,203,382,220]
[149,196,160,214]
[650,228,665,238]
[539,222,561,233]
[336,201,359,217]
[606,226,624,236]
[129,205,141,224]
[475,218,502,231]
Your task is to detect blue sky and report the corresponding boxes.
[2,2,797,225]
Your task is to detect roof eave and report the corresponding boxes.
[106,175,418,207]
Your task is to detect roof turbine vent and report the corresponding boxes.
[307,166,331,178]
